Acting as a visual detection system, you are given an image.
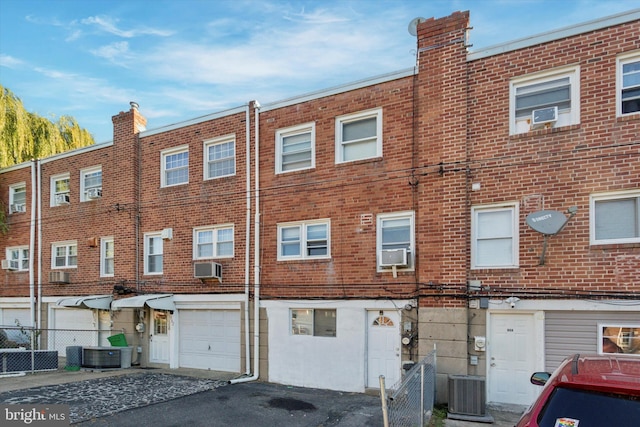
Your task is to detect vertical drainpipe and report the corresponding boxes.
[231,100,261,384]
[36,160,42,334]
[242,103,252,375]
[28,161,36,334]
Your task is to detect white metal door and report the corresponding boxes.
[367,310,401,388]
[150,310,170,363]
[488,313,538,405]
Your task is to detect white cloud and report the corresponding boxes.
[0,54,24,69]
[90,41,131,63]
[81,15,174,38]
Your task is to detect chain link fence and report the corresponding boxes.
[381,347,437,427]
[0,326,123,374]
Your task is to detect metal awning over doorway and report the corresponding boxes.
[56,295,113,310]
[111,294,174,311]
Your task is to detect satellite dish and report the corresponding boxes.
[408,17,426,36]
[526,210,568,235]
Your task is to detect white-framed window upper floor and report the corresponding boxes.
[598,323,640,356]
[277,219,330,261]
[471,203,519,269]
[101,237,114,277]
[51,241,77,269]
[4,246,29,271]
[276,122,315,173]
[617,51,640,117]
[193,224,234,259]
[335,108,382,163]
[144,232,163,275]
[81,165,102,201]
[590,190,640,245]
[204,135,235,180]
[161,145,189,187]
[377,211,415,272]
[510,66,580,135]
[50,173,70,206]
[8,182,26,214]
[291,308,337,337]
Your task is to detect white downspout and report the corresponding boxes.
[36,160,42,333]
[28,161,36,333]
[230,100,261,384]
[242,103,252,375]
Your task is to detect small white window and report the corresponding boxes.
[101,237,114,277]
[471,203,519,269]
[335,108,382,163]
[617,51,640,117]
[598,324,640,356]
[5,246,29,271]
[81,166,102,201]
[193,225,234,259]
[590,190,640,245]
[277,220,330,260]
[161,146,189,187]
[144,233,163,275]
[51,173,70,206]
[9,183,26,214]
[510,66,580,134]
[291,309,336,337]
[204,136,235,180]
[276,123,315,173]
[52,241,77,269]
[377,211,415,271]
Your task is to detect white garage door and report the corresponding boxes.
[50,308,98,353]
[179,309,240,372]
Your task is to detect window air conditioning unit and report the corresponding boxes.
[448,375,487,417]
[55,194,70,205]
[10,203,26,214]
[49,270,70,284]
[1,259,18,270]
[380,248,408,267]
[531,106,558,126]
[161,228,173,240]
[194,262,223,281]
[86,188,102,199]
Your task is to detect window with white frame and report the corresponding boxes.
[51,173,70,206]
[335,108,382,163]
[277,219,330,260]
[291,309,336,337]
[471,203,519,269]
[204,136,235,179]
[5,246,29,271]
[81,166,102,201]
[52,241,77,268]
[276,123,315,173]
[193,225,234,259]
[510,66,580,134]
[590,190,640,245]
[618,52,640,116]
[161,146,189,187]
[9,183,26,214]
[598,324,640,356]
[144,233,163,274]
[377,211,415,271]
[101,237,114,277]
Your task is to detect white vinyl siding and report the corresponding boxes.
[471,203,519,269]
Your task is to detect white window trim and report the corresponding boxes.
[5,246,29,272]
[100,237,114,277]
[277,219,331,261]
[51,241,77,269]
[50,173,70,206]
[203,135,236,180]
[471,203,519,269]
[376,211,415,272]
[193,224,235,260]
[597,323,640,356]
[335,108,383,164]
[509,65,580,135]
[290,308,337,337]
[9,182,26,213]
[590,189,640,245]
[276,122,316,173]
[144,232,163,275]
[80,165,102,202]
[617,50,640,117]
[161,145,189,188]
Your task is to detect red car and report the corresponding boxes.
[516,354,640,427]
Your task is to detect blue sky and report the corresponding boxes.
[1,0,639,144]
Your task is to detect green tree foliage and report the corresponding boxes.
[0,85,95,168]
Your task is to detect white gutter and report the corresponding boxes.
[230,100,261,384]
[242,103,252,376]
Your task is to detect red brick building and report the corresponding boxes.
[2,9,639,404]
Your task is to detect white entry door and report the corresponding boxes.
[367,310,401,388]
[488,313,538,405]
[150,310,170,364]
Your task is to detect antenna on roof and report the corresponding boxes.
[408,17,426,36]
